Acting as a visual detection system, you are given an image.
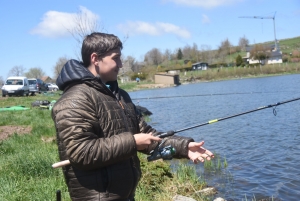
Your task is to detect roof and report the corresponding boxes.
[41,76,51,82]
[192,62,208,65]
[246,43,280,52]
[270,50,282,57]
[7,76,27,79]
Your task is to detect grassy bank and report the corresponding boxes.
[0,94,215,201]
[118,63,300,92]
[180,62,300,82]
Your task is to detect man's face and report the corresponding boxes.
[98,48,122,83]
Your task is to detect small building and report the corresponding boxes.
[192,62,208,70]
[119,75,131,83]
[41,76,53,83]
[154,73,180,85]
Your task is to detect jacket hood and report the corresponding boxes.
[56,59,95,91]
[56,59,120,99]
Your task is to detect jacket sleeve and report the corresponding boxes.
[137,113,194,159]
[52,89,137,171]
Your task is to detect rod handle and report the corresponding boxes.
[52,160,70,168]
[157,130,175,138]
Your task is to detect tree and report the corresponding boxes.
[163,49,171,61]
[292,50,300,58]
[218,38,232,55]
[53,56,69,80]
[123,55,137,73]
[67,7,128,60]
[238,35,249,52]
[182,45,192,60]
[8,66,26,77]
[25,67,45,78]
[218,38,232,64]
[144,48,162,65]
[236,54,243,66]
[200,45,213,63]
[250,44,271,64]
[68,7,103,59]
[0,76,4,86]
[177,48,183,60]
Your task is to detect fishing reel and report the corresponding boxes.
[147,139,176,162]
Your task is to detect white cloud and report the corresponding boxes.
[162,0,244,8]
[201,14,211,24]
[30,6,99,38]
[117,21,191,38]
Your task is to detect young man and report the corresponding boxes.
[52,32,214,201]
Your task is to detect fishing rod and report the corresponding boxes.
[156,96,300,138]
[52,96,300,167]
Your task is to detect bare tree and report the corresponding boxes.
[67,7,128,60]
[122,56,137,73]
[53,56,69,80]
[0,76,4,86]
[218,38,232,55]
[8,66,26,77]
[238,35,249,52]
[182,43,198,61]
[182,45,192,60]
[67,7,104,60]
[163,49,171,61]
[200,45,211,63]
[144,48,163,65]
[25,67,45,78]
[218,38,233,64]
[191,43,199,61]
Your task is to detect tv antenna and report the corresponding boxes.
[239,12,277,50]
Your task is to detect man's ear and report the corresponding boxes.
[91,53,99,66]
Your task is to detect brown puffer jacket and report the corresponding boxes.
[52,60,194,201]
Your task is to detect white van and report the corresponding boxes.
[1,76,30,97]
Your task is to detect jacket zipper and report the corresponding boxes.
[118,99,137,199]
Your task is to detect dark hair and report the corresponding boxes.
[81,32,123,67]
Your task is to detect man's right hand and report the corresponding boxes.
[133,132,161,150]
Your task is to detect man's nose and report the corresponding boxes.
[118,60,123,68]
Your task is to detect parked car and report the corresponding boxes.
[28,78,48,95]
[1,76,30,97]
[46,83,59,91]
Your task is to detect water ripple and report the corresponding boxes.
[129,74,300,200]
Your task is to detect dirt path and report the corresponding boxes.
[0,125,32,141]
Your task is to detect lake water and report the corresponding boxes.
[129,74,300,200]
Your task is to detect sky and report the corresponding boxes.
[1,0,299,79]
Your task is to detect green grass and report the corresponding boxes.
[0,93,70,201]
[180,62,300,83]
[273,36,300,55]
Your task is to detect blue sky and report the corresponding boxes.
[1,0,299,79]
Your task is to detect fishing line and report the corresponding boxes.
[156,96,300,138]
[131,90,296,101]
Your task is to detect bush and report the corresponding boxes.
[131,73,148,80]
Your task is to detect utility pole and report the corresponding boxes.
[239,12,277,50]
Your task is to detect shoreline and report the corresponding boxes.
[124,72,299,92]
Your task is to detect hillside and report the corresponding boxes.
[253,36,300,55]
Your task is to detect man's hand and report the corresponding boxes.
[134,132,161,150]
[187,141,214,163]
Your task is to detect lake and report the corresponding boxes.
[129,74,300,200]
